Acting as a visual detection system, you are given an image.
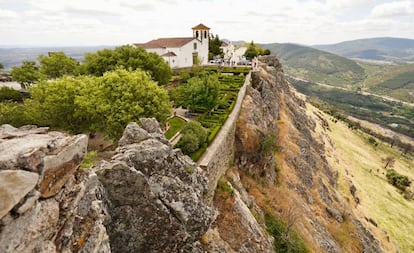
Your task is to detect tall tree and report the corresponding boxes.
[76,68,172,140]
[11,61,41,89]
[0,62,3,70]
[173,72,220,112]
[38,52,78,79]
[382,156,396,169]
[209,34,223,60]
[82,45,172,85]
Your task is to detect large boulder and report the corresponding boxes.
[96,121,213,253]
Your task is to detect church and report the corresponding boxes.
[134,24,210,69]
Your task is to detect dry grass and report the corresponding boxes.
[326,115,414,252]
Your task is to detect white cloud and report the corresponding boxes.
[0,0,413,46]
[371,1,414,17]
[0,8,18,18]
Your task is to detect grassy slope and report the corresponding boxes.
[326,114,414,252]
[261,43,365,87]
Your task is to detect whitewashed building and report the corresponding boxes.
[134,24,210,69]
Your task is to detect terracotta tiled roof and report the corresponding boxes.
[162,51,177,57]
[134,37,194,49]
[192,23,210,30]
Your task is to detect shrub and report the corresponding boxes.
[264,212,309,253]
[386,169,411,190]
[176,121,207,155]
[177,133,199,154]
[0,87,23,102]
[0,102,32,126]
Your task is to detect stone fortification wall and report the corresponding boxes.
[198,72,250,199]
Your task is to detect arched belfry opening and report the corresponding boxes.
[192,23,210,42]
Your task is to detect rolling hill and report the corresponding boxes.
[313,37,414,64]
[261,43,366,88]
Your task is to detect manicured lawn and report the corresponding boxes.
[165,117,186,139]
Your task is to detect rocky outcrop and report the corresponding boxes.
[0,124,110,253]
[95,119,213,253]
[0,120,214,253]
[233,56,384,252]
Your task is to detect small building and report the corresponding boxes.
[220,41,235,63]
[134,24,210,69]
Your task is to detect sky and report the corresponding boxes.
[0,0,413,47]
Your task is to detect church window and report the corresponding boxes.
[204,31,207,39]
[194,43,197,50]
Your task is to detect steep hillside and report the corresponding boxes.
[325,114,414,253]
[313,37,414,63]
[208,56,394,252]
[261,43,365,87]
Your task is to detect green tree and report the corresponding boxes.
[174,72,220,112]
[25,68,171,140]
[11,61,41,89]
[176,121,207,154]
[82,45,172,85]
[263,49,271,55]
[244,41,265,59]
[25,76,87,132]
[38,52,78,79]
[209,34,223,60]
[0,62,3,70]
[386,169,411,190]
[76,68,172,140]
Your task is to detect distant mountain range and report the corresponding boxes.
[312,37,414,64]
[261,42,365,87]
[0,46,115,70]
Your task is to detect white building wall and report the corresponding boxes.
[139,39,208,68]
[146,48,166,55]
[162,39,204,68]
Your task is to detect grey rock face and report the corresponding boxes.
[0,170,39,219]
[96,121,213,253]
[0,125,110,253]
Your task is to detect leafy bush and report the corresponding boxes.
[386,169,411,190]
[0,87,23,102]
[176,121,207,155]
[264,212,309,253]
[0,102,32,126]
